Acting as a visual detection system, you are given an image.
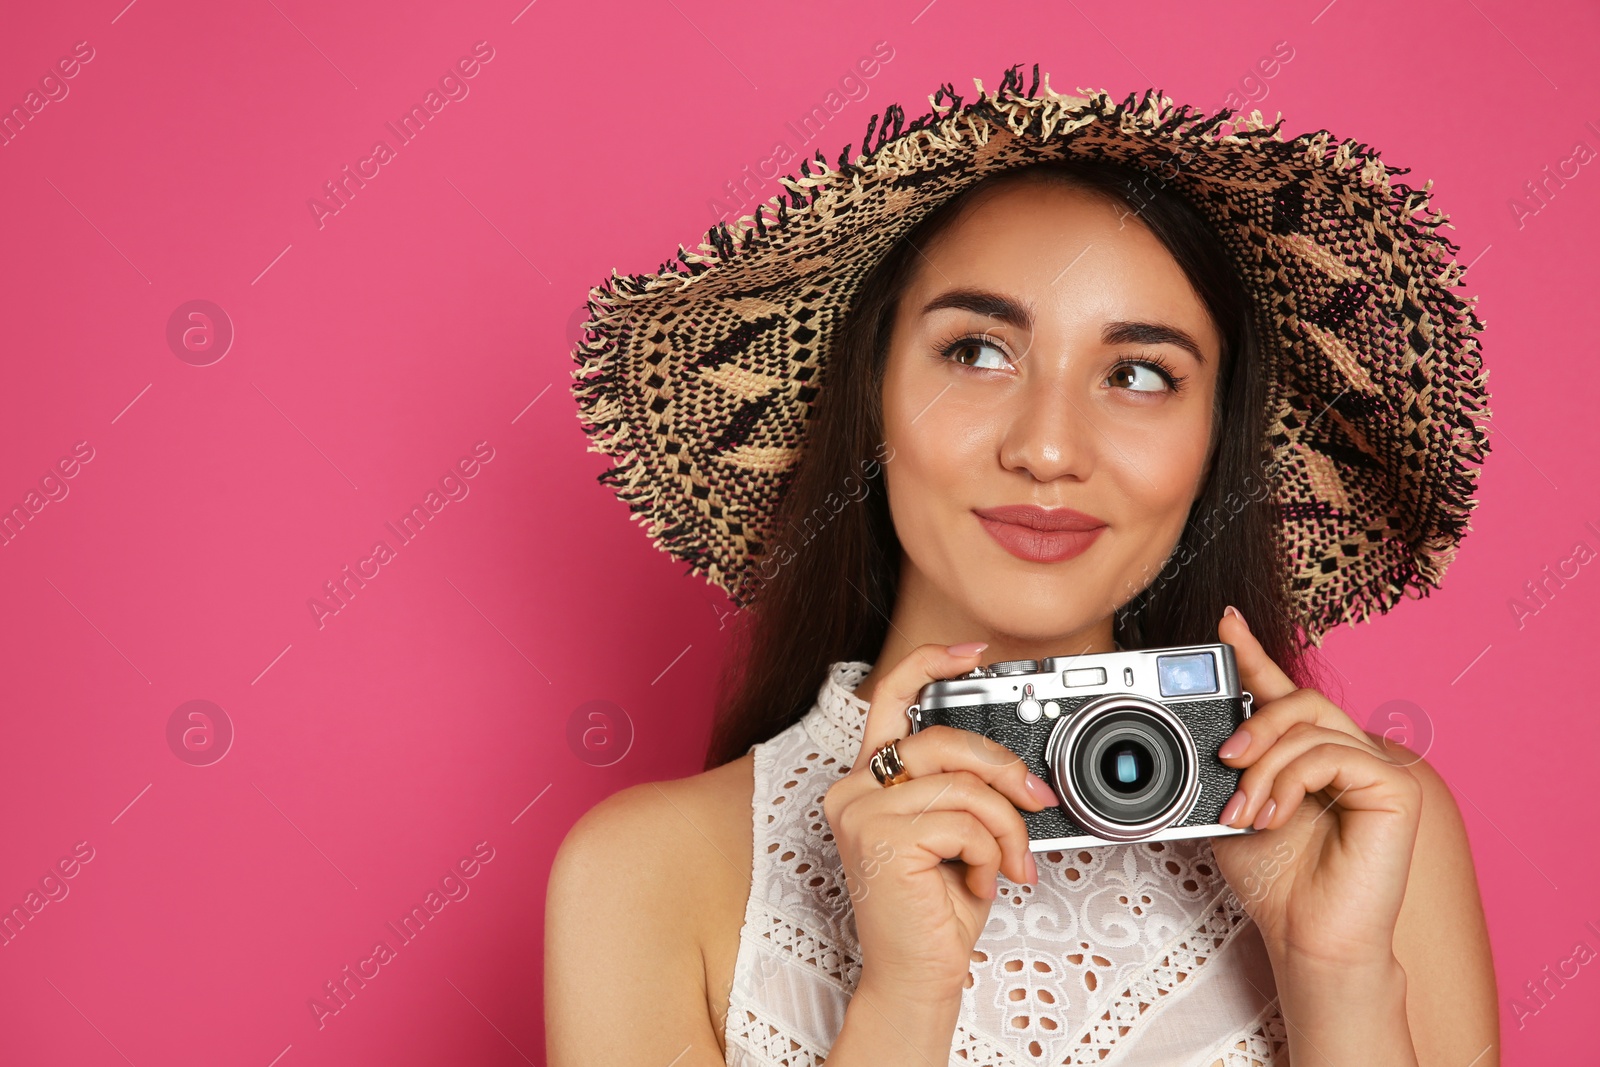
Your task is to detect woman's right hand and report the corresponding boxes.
[822,641,1062,1007]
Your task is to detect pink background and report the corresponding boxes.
[1,0,1595,1062]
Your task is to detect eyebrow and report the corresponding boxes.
[919,286,1208,365]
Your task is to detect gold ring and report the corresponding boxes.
[869,739,912,788]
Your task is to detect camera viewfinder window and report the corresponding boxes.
[1155,652,1218,697]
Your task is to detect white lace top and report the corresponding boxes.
[722,661,1288,1066]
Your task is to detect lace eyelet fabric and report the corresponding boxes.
[722,662,1289,1067]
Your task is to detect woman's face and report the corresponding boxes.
[879,177,1223,646]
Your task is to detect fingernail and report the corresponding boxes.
[1217,728,1250,760]
[1252,798,1277,830]
[1219,789,1246,827]
[1025,851,1039,884]
[1224,605,1250,633]
[947,641,988,657]
[1024,771,1061,807]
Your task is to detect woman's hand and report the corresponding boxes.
[1209,606,1424,970]
[823,641,1062,1006]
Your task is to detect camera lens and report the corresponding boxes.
[1099,739,1154,794]
[1049,699,1198,840]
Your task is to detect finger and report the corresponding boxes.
[837,723,1060,816]
[1222,722,1381,828]
[1219,605,1296,704]
[879,809,1005,899]
[855,641,989,772]
[861,769,1035,883]
[1216,686,1371,766]
[1242,742,1422,834]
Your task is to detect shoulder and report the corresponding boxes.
[544,754,756,1060]
[1360,732,1500,1063]
[548,753,757,921]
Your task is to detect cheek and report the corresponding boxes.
[882,389,996,547]
[885,382,997,481]
[1101,409,1213,534]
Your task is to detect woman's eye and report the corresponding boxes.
[946,337,1009,371]
[1107,362,1170,393]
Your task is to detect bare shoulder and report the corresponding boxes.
[1362,734,1500,1066]
[555,754,755,881]
[544,754,755,1064]
[548,753,756,935]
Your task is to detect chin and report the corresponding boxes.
[958,573,1113,643]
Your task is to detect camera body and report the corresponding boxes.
[907,642,1257,850]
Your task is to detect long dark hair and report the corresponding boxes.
[703,156,1316,770]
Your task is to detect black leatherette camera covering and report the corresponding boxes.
[918,695,1248,843]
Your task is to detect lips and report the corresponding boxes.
[973,504,1107,564]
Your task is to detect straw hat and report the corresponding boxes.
[569,62,1491,640]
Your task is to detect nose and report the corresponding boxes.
[997,371,1098,483]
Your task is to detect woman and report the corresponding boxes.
[548,66,1498,1065]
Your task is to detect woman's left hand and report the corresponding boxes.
[1208,606,1423,970]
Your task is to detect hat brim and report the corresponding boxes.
[570,63,1491,642]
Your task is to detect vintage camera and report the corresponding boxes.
[907,642,1256,849]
